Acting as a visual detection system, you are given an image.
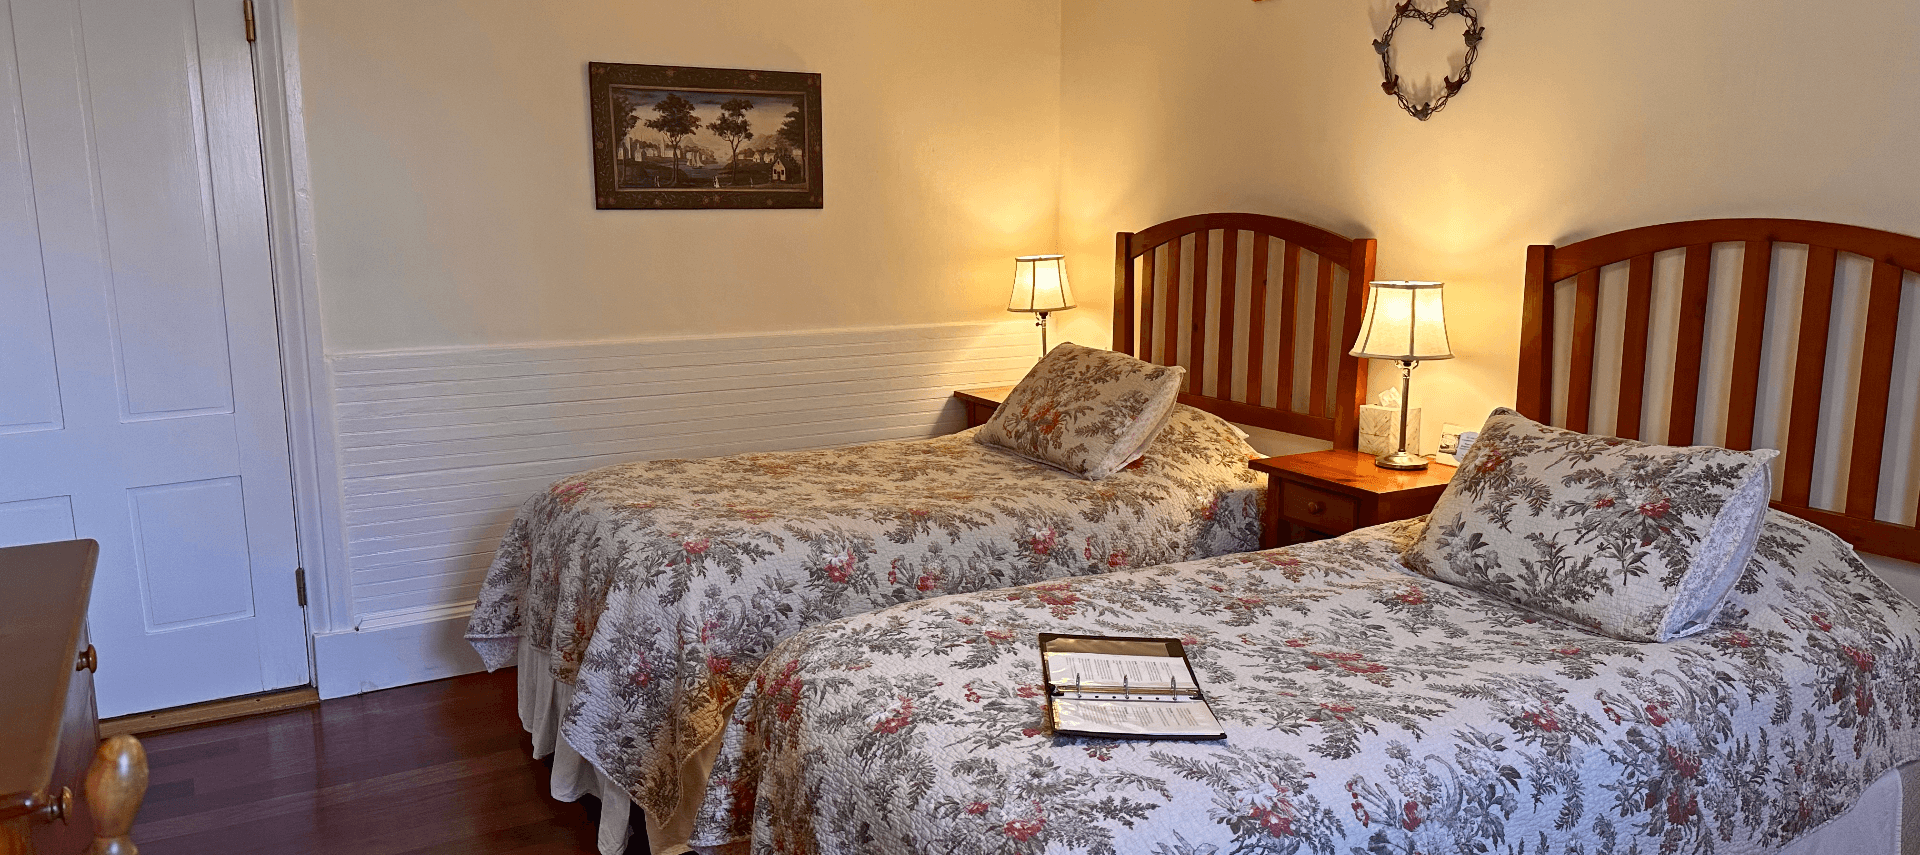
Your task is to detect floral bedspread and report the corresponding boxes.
[692,513,1920,855]
[465,406,1264,825]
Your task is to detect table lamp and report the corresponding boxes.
[1349,280,1453,470]
[1008,255,1074,355]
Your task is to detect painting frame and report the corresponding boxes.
[588,62,823,210]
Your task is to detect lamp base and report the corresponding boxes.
[1373,450,1429,471]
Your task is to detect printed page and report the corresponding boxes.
[1045,651,1197,692]
[1052,698,1224,737]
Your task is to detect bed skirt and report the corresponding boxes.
[514,634,1915,855]
[516,639,723,855]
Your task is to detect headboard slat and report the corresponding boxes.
[1113,232,1136,358]
[1187,230,1211,395]
[1724,240,1774,450]
[1616,254,1655,441]
[1137,247,1158,362]
[1164,238,1184,368]
[1669,245,1715,445]
[1517,245,1555,417]
[1277,242,1302,409]
[1846,260,1904,518]
[1215,232,1239,398]
[1566,269,1601,434]
[1115,213,1375,449]
[1519,217,1920,562]
[1781,245,1838,507]
[1244,237,1271,404]
[1308,259,1334,418]
[1334,237,1375,446]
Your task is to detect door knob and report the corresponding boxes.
[77,644,97,673]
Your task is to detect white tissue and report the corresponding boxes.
[1377,387,1402,409]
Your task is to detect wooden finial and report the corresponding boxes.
[85,735,147,855]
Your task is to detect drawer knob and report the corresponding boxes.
[1305,501,1325,515]
[31,786,71,825]
[77,644,97,673]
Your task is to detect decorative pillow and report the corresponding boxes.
[976,342,1187,479]
[1401,407,1777,642]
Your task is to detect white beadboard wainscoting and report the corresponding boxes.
[313,320,1038,697]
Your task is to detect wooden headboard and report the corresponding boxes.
[1114,213,1377,449]
[1518,218,1920,562]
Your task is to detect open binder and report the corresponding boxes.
[1038,633,1226,740]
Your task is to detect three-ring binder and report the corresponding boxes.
[1038,633,1225,741]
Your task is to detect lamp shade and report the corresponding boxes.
[1350,280,1453,361]
[1008,255,1075,313]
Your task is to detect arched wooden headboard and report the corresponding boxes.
[1518,218,1920,561]
[1114,213,1377,449]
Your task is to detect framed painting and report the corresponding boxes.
[588,62,823,209]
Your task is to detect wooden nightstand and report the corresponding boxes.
[954,386,1015,428]
[1249,449,1456,548]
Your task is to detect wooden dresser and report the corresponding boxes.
[0,540,145,855]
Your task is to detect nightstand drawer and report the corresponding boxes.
[1279,482,1358,534]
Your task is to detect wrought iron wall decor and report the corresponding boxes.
[1373,0,1484,121]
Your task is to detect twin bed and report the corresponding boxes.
[468,214,1920,854]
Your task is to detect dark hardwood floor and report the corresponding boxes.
[133,668,630,855]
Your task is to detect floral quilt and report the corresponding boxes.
[465,405,1264,828]
[692,512,1920,855]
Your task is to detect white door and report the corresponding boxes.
[0,0,308,716]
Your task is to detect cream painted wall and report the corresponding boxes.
[1057,0,1920,452]
[293,0,1062,352]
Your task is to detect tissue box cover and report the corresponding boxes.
[1358,404,1419,456]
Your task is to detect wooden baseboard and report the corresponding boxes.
[100,686,320,737]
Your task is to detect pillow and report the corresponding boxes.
[1400,407,1776,642]
[976,342,1187,479]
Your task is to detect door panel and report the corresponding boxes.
[0,496,77,544]
[0,0,308,716]
[86,0,237,418]
[0,3,61,436]
[128,477,257,629]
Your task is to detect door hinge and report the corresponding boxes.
[294,567,308,608]
[243,0,257,42]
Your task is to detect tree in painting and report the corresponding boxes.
[644,93,701,165]
[612,92,643,180]
[707,98,755,166]
[775,101,807,168]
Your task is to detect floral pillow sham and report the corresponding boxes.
[976,342,1187,479]
[1402,407,1776,642]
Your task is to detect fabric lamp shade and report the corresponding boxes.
[1008,255,1075,313]
[1349,280,1453,361]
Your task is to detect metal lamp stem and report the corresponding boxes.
[1397,361,1412,456]
[1036,311,1050,355]
[1374,358,1429,470]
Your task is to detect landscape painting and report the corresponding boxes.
[589,63,823,209]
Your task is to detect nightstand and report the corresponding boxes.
[1248,449,1456,549]
[954,385,1015,428]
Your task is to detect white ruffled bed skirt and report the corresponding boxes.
[508,636,1913,855]
[514,639,733,855]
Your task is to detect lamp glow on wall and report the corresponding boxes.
[1007,254,1074,355]
[1349,280,1452,470]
